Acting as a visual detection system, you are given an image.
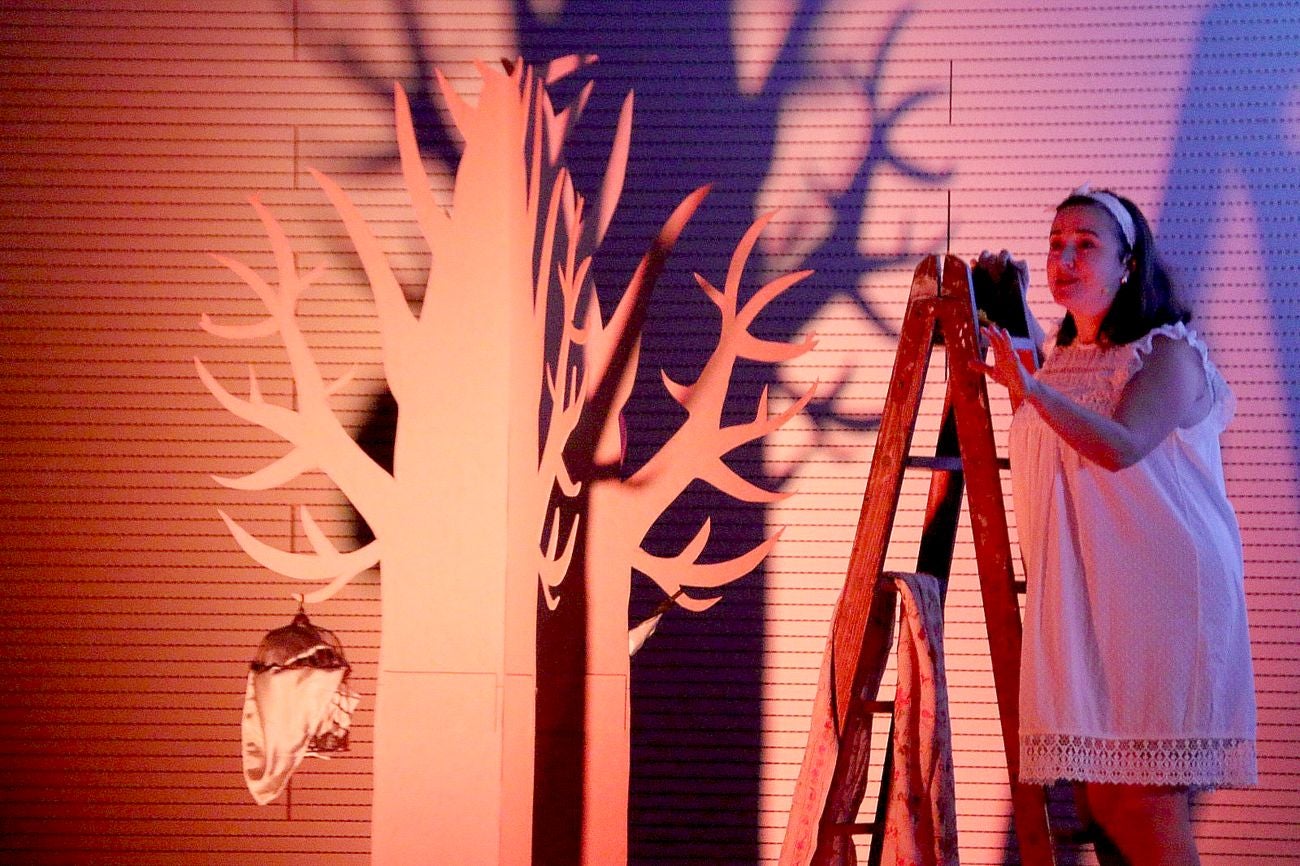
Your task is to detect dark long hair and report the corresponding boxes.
[1055,191,1191,347]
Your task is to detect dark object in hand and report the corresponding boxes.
[972,263,1030,338]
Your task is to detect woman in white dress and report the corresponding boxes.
[974,187,1257,866]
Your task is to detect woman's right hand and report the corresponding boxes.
[973,323,1036,408]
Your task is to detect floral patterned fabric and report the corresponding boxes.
[880,571,960,866]
[780,572,958,865]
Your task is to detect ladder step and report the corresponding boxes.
[906,455,1011,471]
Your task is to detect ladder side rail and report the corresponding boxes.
[937,259,1055,865]
[814,582,898,864]
[830,260,942,728]
[914,395,965,600]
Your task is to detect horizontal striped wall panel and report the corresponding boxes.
[3,1,1299,865]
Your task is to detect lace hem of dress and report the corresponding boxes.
[1021,734,1257,789]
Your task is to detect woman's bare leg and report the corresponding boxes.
[1081,783,1200,866]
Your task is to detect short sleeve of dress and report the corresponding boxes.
[1114,321,1236,432]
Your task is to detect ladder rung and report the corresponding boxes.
[906,455,1011,471]
[824,821,879,837]
[907,454,961,471]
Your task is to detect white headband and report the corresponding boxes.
[1068,183,1137,250]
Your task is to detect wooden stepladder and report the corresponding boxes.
[780,254,1054,865]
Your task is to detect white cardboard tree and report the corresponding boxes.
[198,57,815,864]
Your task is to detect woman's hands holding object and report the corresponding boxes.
[971,248,1047,353]
[973,249,1029,299]
[974,323,1035,409]
[969,249,1039,409]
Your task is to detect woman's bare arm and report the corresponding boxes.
[976,326,1209,471]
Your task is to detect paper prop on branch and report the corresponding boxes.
[198,55,815,864]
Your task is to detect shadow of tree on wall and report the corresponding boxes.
[322,1,947,862]
[1155,2,1300,862]
[1161,0,1300,458]
[334,3,1300,862]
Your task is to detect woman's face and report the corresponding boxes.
[1047,203,1132,328]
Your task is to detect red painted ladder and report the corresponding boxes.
[780,253,1055,865]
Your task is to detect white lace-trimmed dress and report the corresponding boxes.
[1008,322,1257,789]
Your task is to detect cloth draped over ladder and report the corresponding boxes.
[780,571,959,866]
